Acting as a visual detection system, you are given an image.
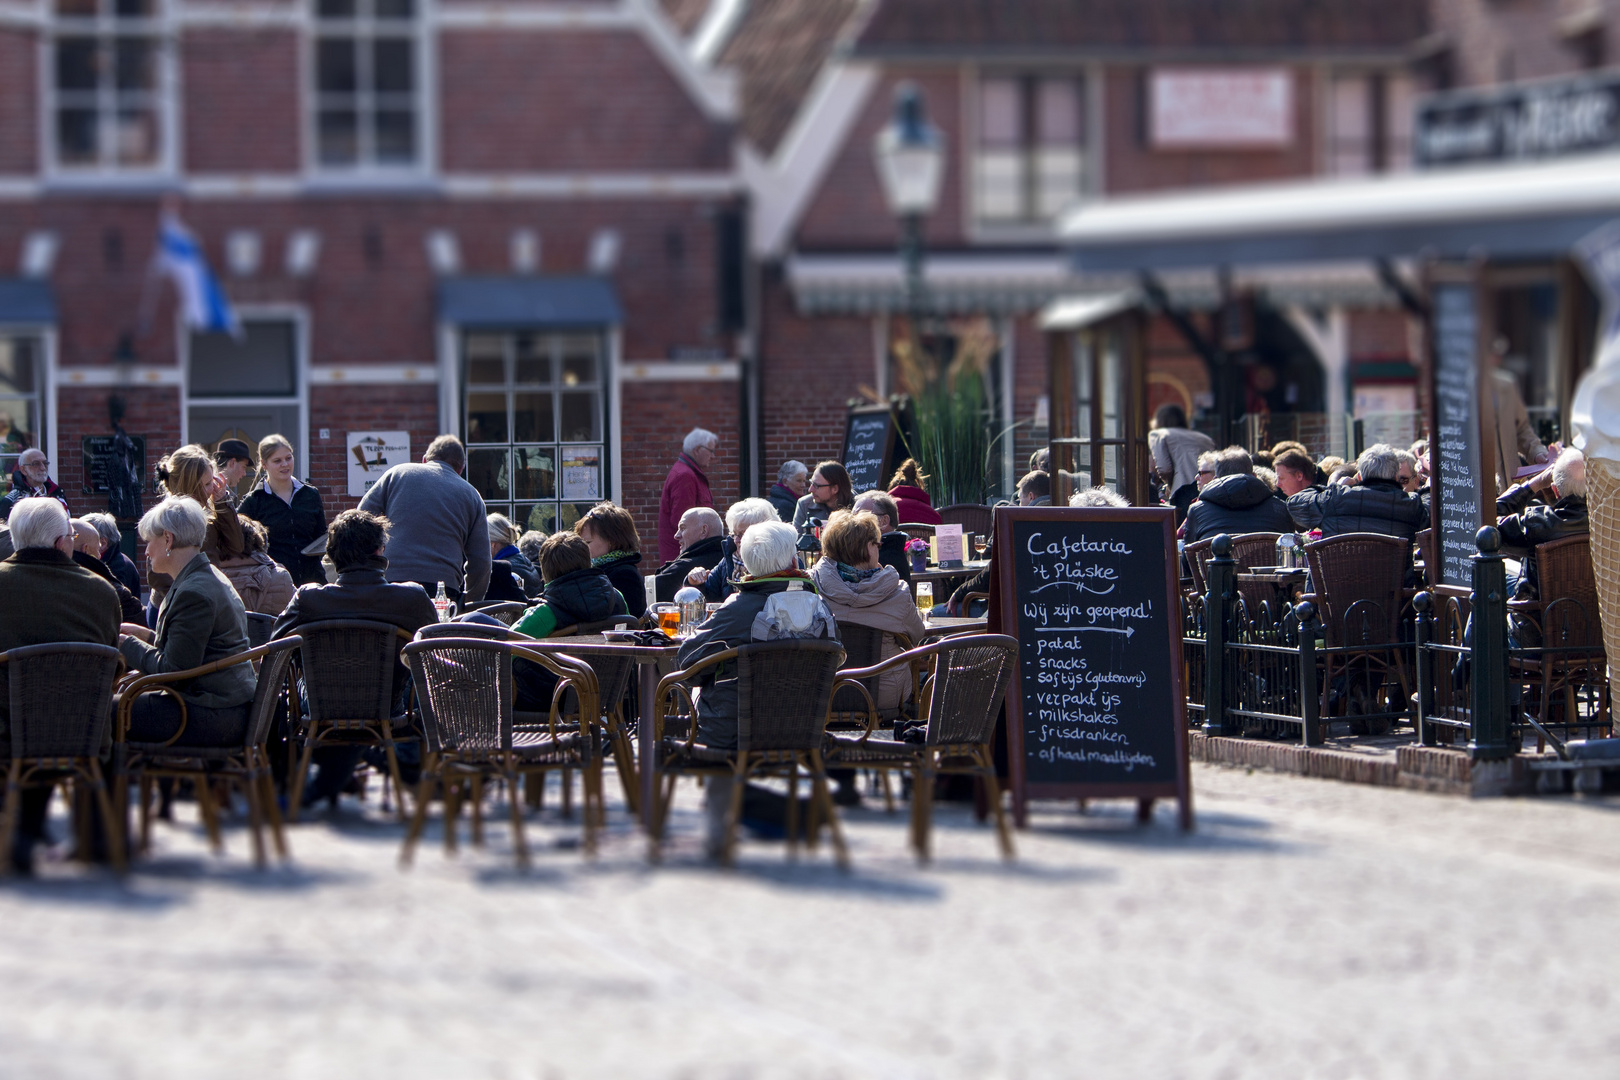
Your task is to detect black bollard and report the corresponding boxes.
[1296,600,1321,747]
[1413,591,1436,747]
[1204,534,1237,738]
[1469,527,1513,761]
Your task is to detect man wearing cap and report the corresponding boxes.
[0,448,68,523]
[213,439,254,509]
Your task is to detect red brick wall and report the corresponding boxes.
[439,30,732,172]
[56,386,183,522]
[757,277,876,488]
[308,384,442,515]
[0,29,35,174]
[1103,65,1321,195]
[617,378,741,552]
[1011,315,1048,481]
[1349,310,1414,361]
[796,67,965,250]
[183,30,301,173]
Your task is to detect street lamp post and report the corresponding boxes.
[874,82,945,332]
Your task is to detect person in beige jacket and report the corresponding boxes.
[809,509,926,713]
[1493,369,1557,493]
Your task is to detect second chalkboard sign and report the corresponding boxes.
[994,505,1192,829]
[841,403,900,495]
[1426,268,1497,589]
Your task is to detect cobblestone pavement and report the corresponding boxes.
[4,763,1620,1079]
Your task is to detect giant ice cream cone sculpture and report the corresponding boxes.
[1572,340,1620,668]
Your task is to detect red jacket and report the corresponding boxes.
[888,484,942,526]
[657,452,713,562]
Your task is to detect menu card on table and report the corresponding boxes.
[935,523,965,567]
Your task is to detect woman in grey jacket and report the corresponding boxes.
[809,509,925,713]
[120,496,256,747]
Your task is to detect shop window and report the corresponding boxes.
[463,332,607,538]
[313,0,421,169]
[974,75,1085,225]
[50,0,169,171]
[0,337,43,479]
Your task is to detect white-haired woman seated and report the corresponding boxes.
[689,496,781,602]
[119,496,256,746]
[674,520,837,752]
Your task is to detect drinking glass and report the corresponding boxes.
[654,604,682,639]
[914,580,933,617]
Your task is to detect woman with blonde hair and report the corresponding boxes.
[238,433,327,585]
[148,444,245,609]
[886,458,943,526]
[810,509,926,714]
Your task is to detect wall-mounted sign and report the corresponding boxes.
[347,431,410,498]
[1150,68,1293,149]
[1416,72,1620,169]
[560,446,602,502]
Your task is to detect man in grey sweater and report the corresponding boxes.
[357,434,491,604]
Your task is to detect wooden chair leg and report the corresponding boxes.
[378,725,410,824]
[612,731,640,817]
[785,759,800,861]
[287,732,317,824]
[525,772,543,812]
[136,774,153,854]
[399,764,438,868]
[257,754,289,861]
[809,751,848,871]
[242,765,268,870]
[560,768,573,819]
[913,758,935,865]
[506,767,531,871]
[0,761,22,876]
[444,779,462,855]
[193,773,224,855]
[470,775,485,848]
[880,771,895,814]
[978,748,1015,860]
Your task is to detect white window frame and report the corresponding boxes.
[305,0,435,180]
[965,65,1091,242]
[40,0,179,180]
[179,305,311,477]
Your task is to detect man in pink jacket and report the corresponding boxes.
[657,428,717,561]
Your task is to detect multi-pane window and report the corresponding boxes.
[464,333,608,538]
[51,0,167,170]
[1328,72,1416,176]
[0,337,43,479]
[314,0,420,168]
[974,75,1086,225]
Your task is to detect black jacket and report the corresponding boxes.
[73,549,145,625]
[1287,479,1428,540]
[272,557,441,702]
[1183,474,1296,543]
[107,548,141,596]
[699,535,743,602]
[483,559,530,604]
[1496,483,1589,601]
[239,483,328,586]
[655,533,725,603]
[594,552,647,620]
[879,530,912,584]
[767,484,798,522]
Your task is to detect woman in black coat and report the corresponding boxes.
[237,434,327,586]
[574,501,649,620]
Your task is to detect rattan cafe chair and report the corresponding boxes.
[400,637,602,869]
[1508,534,1611,746]
[1301,532,1415,727]
[828,623,919,812]
[827,634,1018,863]
[0,643,126,877]
[936,503,994,538]
[245,611,276,650]
[113,637,299,869]
[649,639,847,868]
[287,619,416,822]
[515,639,641,818]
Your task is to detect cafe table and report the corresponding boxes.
[909,559,990,588]
[920,614,989,640]
[520,632,681,826]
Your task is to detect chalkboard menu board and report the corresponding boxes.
[1427,274,1495,589]
[841,404,900,494]
[994,505,1191,829]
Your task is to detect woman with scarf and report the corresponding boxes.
[809,509,925,713]
[574,501,648,620]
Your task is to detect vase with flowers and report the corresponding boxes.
[905,537,930,573]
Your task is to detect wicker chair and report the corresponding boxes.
[400,637,601,869]
[1302,532,1414,728]
[1509,535,1610,744]
[113,637,299,868]
[649,639,847,867]
[462,601,529,625]
[0,643,126,876]
[899,523,936,543]
[937,503,993,537]
[827,635,1018,863]
[286,619,416,822]
[245,612,276,650]
[516,640,642,817]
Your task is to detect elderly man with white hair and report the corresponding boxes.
[82,511,141,595]
[0,497,121,874]
[1286,443,1428,539]
[1,448,68,522]
[689,497,780,602]
[655,505,725,602]
[656,427,719,563]
[1496,447,1588,604]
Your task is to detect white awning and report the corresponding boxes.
[785,253,1402,315]
[1059,152,1620,272]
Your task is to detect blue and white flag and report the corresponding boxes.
[158,216,239,336]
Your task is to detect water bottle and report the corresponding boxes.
[433,581,450,622]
